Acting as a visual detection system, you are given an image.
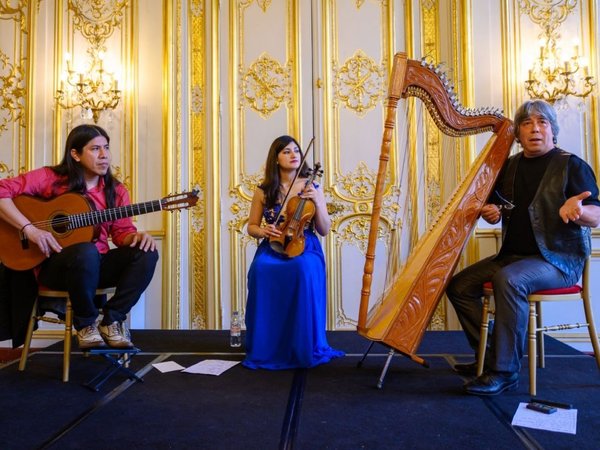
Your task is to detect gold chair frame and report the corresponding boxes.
[477,257,600,396]
[18,287,116,382]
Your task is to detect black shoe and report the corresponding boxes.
[453,361,478,376]
[463,371,519,396]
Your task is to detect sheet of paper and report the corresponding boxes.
[152,361,185,373]
[512,402,577,435]
[182,359,240,376]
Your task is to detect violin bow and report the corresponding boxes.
[273,136,316,225]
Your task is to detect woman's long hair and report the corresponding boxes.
[260,135,310,209]
[51,124,119,208]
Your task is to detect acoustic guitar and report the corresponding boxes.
[0,190,199,271]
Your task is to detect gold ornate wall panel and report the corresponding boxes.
[56,0,133,191]
[322,0,397,328]
[0,1,30,178]
[227,0,301,317]
[0,1,168,335]
[589,0,600,177]
[3,2,598,338]
[420,0,446,330]
[189,0,209,329]
[516,0,599,174]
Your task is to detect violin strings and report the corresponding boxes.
[274,137,315,225]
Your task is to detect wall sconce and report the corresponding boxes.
[525,37,596,105]
[55,49,121,122]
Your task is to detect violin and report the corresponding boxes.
[269,162,323,258]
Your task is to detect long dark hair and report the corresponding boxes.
[260,135,310,209]
[51,124,119,208]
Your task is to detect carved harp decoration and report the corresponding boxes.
[358,53,515,366]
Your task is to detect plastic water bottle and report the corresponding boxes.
[230,311,242,347]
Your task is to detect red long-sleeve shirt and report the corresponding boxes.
[0,167,137,254]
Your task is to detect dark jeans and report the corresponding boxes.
[38,242,159,330]
[446,254,579,373]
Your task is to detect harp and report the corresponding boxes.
[358,53,514,367]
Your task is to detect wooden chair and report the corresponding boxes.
[18,287,116,382]
[476,257,600,396]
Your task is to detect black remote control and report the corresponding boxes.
[530,397,573,409]
[527,402,557,414]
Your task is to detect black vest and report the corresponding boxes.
[500,149,590,277]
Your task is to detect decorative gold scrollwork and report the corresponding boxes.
[330,162,401,252]
[326,201,346,217]
[241,53,291,118]
[191,186,205,233]
[518,0,577,35]
[256,0,272,12]
[0,161,15,179]
[68,0,128,49]
[0,51,25,134]
[110,164,131,191]
[229,171,264,231]
[333,50,385,116]
[191,85,203,114]
[190,0,203,16]
[336,216,391,254]
[335,161,379,200]
[0,0,26,31]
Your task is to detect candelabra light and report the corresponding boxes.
[525,37,596,105]
[55,50,121,122]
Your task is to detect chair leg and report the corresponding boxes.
[581,292,600,371]
[528,302,538,396]
[18,299,39,371]
[476,297,491,376]
[62,298,73,382]
[536,303,545,369]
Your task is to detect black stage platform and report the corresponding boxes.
[1,330,599,449]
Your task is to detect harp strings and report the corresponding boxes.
[380,97,423,300]
[380,97,461,301]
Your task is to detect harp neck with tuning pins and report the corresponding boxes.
[358,53,515,366]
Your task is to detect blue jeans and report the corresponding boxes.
[38,242,158,330]
[446,254,579,373]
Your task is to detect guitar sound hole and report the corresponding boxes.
[51,214,70,235]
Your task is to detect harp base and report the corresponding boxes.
[357,340,429,389]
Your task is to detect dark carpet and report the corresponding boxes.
[1,330,598,449]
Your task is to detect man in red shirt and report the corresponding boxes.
[0,124,158,349]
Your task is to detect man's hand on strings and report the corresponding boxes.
[24,226,62,257]
[480,204,501,224]
[128,231,157,252]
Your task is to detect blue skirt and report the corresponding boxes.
[243,230,345,370]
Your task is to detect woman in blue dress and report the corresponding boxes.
[243,135,345,370]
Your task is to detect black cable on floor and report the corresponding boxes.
[279,368,307,450]
[37,353,169,450]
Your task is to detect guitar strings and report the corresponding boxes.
[23,200,167,232]
[21,191,197,234]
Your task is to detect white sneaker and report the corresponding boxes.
[98,321,133,348]
[76,325,106,349]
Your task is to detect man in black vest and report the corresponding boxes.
[446,99,600,395]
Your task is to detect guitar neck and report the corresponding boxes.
[66,199,163,230]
